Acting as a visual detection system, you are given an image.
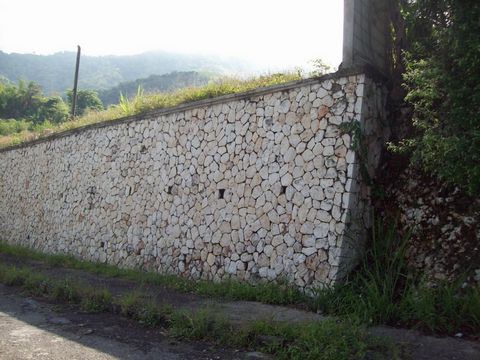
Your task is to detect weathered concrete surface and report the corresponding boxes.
[343,0,391,74]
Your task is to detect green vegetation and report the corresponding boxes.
[397,1,480,194]
[0,264,100,305]
[0,80,70,131]
[117,73,301,114]
[313,221,409,325]
[98,71,213,106]
[66,89,104,116]
[0,73,301,149]
[0,119,29,136]
[312,220,480,334]
[1,222,479,336]
[0,80,106,141]
[80,288,112,313]
[170,310,398,360]
[0,241,307,305]
[0,262,396,359]
[117,292,169,326]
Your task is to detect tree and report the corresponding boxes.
[36,96,70,124]
[0,80,70,129]
[66,89,104,116]
[0,80,43,119]
[400,0,480,194]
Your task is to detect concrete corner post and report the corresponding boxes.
[343,0,391,75]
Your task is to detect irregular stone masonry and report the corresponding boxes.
[0,70,387,290]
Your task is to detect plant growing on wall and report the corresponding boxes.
[119,86,144,116]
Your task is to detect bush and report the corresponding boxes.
[0,119,29,135]
[313,220,411,325]
[66,89,104,116]
[401,1,480,194]
[80,288,112,313]
[36,96,70,124]
[399,280,480,334]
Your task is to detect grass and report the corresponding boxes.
[242,320,398,360]
[117,291,169,326]
[0,241,308,306]
[169,309,399,360]
[80,288,112,313]
[0,262,396,359]
[169,309,232,342]
[1,216,479,336]
[313,220,410,324]
[0,73,301,149]
[399,279,480,334]
[311,220,480,335]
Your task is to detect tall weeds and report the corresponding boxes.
[314,219,480,334]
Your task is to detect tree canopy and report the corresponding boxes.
[0,80,69,125]
[400,0,480,194]
[66,89,104,116]
[0,80,104,136]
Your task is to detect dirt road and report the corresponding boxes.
[0,284,255,360]
[1,251,479,360]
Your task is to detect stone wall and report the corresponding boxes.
[0,69,387,290]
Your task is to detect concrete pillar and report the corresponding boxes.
[343,0,391,74]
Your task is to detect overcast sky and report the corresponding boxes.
[0,0,343,71]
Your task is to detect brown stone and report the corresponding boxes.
[305,254,320,270]
[318,105,329,119]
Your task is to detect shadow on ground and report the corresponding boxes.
[0,252,479,360]
[0,284,251,360]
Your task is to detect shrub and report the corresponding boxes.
[401,1,480,194]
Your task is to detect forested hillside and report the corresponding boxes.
[0,51,249,95]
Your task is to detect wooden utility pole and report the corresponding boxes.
[71,45,81,117]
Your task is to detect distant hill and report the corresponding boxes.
[98,71,213,106]
[0,50,250,95]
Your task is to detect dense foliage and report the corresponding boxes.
[66,89,104,116]
[0,80,108,136]
[0,80,70,135]
[314,220,480,334]
[401,0,480,194]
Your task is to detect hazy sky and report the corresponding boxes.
[0,0,343,70]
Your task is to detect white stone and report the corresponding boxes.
[323,146,334,156]
[314,223,330,238]
[0,75,370,292]
[302,149,314,162]
[311,186,324,201]
[302,247,317,256]
[284,147,296,163]
[281,173,293,186]
[300,222,314,234]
